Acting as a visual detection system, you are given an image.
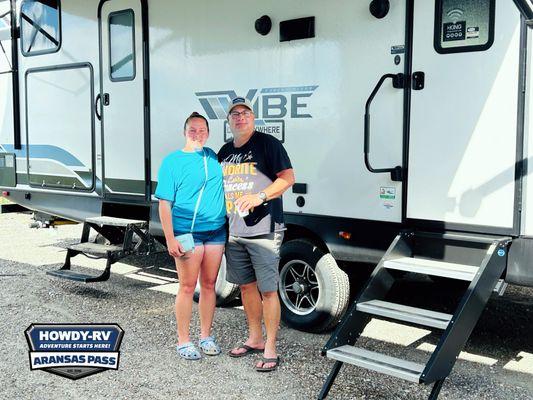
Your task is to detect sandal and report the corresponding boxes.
[198,336,221,356]
[255,356,281,372]
[228,344,264,358]
[176,342,201,360]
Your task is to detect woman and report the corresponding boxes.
[155,112,226,360]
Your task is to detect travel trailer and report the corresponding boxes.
[1,0,533,398]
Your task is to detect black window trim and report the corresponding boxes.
[434,0,496,55]
[20,0,62,57]
[108,8,136,82]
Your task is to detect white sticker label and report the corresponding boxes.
[466,26,480,39]
[380,187,396,200]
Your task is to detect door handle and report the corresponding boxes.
[95,94,102,121]
[94,93,110,121]
[364,73,404,182]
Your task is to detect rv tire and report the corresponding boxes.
[279,239,350,333]
[193,255,240,307]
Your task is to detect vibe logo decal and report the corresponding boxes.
[25,323,124,380]
[195,86,318,143]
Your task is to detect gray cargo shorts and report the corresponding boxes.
[225,232,284,293]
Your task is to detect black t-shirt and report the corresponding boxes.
[218,131,292,237]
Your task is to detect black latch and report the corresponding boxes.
[392,73,405,89]
[412,71,425,90]
[103,93,110,106]
[390,166,403,182]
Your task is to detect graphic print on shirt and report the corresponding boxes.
[221,150,267,216]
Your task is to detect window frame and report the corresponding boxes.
[107,8,136,82]
[20,0,62,57]
[433,0,495,55]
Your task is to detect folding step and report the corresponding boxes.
[384,257,478,281]
[414,231,505,244]
[327,346,424,383]
[47,269,110,283]
[356,300,452,330]
[85,216,147,227]
[68,242,123,257]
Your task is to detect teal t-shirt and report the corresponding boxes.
[155,147,226,234]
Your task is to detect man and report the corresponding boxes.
[218,96,295,372]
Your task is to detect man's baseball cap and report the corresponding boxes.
[227,96,253,116]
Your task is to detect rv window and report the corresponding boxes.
[20,0,61,56]
[434,0,495,54]
[108,9,135,82]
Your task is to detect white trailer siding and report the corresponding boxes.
[149,0,405,223]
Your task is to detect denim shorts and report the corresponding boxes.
[175,225,227,246]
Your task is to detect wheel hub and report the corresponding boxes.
[292,281,307,294]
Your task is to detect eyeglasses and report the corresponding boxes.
[229,110,253,119]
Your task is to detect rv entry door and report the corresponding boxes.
[407,1,522,234]
[99,0,148,200]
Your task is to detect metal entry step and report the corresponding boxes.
[68,242,123,257]
[319,231,510,399]
[85,216,147,227]
[414,231,505,244]
[356,300,452,330]
[327,346,424,383]
[47,269,110,283]
[384,257,479,281]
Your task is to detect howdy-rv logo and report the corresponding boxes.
[195,86,318,142]
[25,323,124,380]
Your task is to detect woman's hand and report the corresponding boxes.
[167,237,185,258]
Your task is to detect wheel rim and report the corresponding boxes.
[279,259,320,316]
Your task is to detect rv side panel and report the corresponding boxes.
[149,0,407,224]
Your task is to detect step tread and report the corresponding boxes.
[85,216,147,227]
[46,269,108,283]
[327,346,424,383]
[384,257,478,281]
[68,242,123,256]
[356,300,452,329]
[414,231,507,244]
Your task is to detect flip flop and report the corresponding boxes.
[255,356,281,372]
[228,344,264,358]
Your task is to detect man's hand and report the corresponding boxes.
[166,237,185,258]
[235,193,264,212]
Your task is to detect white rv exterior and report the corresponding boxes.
[0,0,531,331]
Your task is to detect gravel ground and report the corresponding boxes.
[1,212,532,400]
